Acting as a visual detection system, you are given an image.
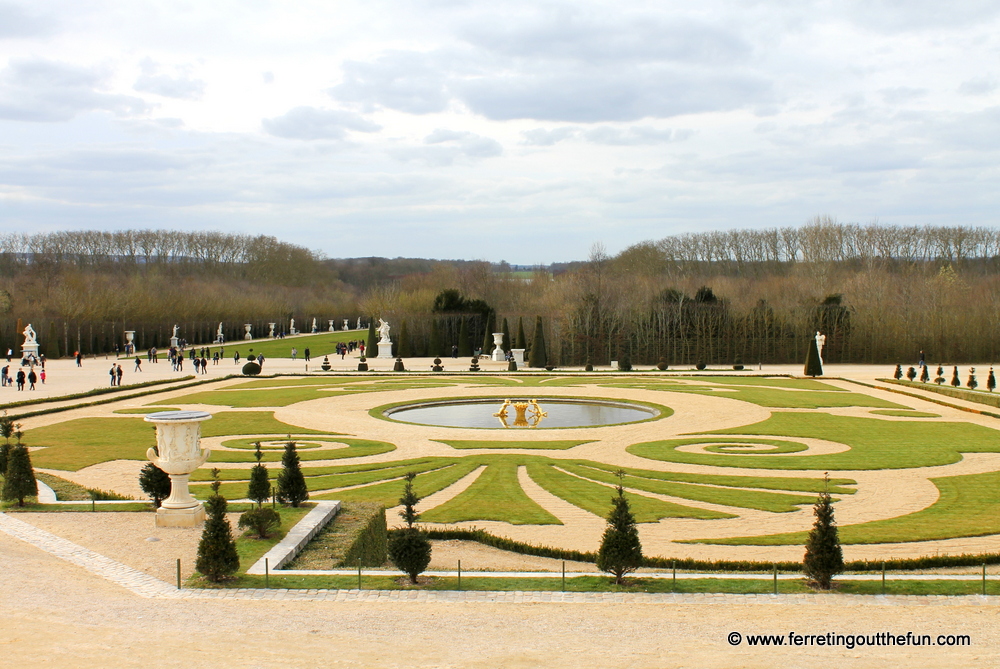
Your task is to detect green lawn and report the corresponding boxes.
[689,470,1000,545]
[26,411,320,470]
[421,462,562,525]
[525,462,731,522]
[869,409,941,418]
[629,412,1000,470]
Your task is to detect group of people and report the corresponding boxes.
[233,351,266,368]
[108,364,124,386]
[2,364,42,390]
[290,347,312,361]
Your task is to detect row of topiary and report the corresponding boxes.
[893,364,996,391]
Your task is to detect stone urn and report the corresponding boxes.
[244,323,253,340]
[144,410,212,527]
[491,332,505,361]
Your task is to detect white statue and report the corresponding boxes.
[172,324,179,338]
[356,317,362,330]
[311,318,318,333]
[377,318,391,342]
[815,331,826,365]
[217,322,223,337]
[289,318,296,334]
[22,324,37,346]
[343,318,349,331]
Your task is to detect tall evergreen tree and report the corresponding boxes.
[892,364,902,380]
[457,317,472,357]
[276,440,309,507]
[515,317,526,349]
[246,442,271,506]
[480,312,496,354]
[802,474,843,590]
[1,445,36,506]
[804,337,823,377]
[138,462,171,508]
[428,320,443,358]
[596,471,643,585]
[387,472,432,584]
[528,316,547,368]
[920,364,930,383]
[0,443,8,476]
[195,469,240,583]
[398,320,412,357]
[366,318,378,358]
[501,318,511,353]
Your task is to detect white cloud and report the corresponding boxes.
[261,106,381,140]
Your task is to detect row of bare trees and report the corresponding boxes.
[4,222,1000,364]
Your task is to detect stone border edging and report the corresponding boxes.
[245,500,340,574]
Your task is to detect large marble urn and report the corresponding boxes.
[144,410,213,527]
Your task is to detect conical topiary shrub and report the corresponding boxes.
[935,365,945,384]
[804,337,823,377]
[967,367,978,390]
[457,317,472,357]
[528,316,547,368]
[893,364,902,380]
[951,366,961,387]
[195,469,240,583]
[920,364,930,383]
[276,440,308,507]
[906,366,917,381]
[989,368,996,392]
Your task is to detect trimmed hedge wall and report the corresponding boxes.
[425,528,1000,572]
[337,503,388,568]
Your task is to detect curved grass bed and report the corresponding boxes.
[113,407,181,414]
[687,470,1000,545]
[869,409,941,418]
[209,437,396,463]
[420,463,562,525]
[630,413,1000,470]
[220,436,348,449]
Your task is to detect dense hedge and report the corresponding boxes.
[337,503,388,568]
[425,528,1000,572]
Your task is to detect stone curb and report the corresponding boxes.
[245,500,340,574]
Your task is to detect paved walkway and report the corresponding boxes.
[2,512,998,605]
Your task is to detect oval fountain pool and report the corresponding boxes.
[382,398,662,429]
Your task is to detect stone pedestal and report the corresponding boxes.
[511,348,525,363]
[21,343,39,359]
[144,410,213,528]
[378,339,393,359]
[268,323,276,338]
[491,332,505,361]
[169,336,179,349]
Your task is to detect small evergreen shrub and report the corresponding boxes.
[393,357,406,372]
[276,440,309,507]
[968,368,979,390]
[617,356,632,372]
[893,364,903,380]
[695,361,707,370]
[920,364,930,383]
[387,472,432,584]
[596,471,643,585]
[1,445,36,506]
[656,358,668,371]
[507,359,518,372]
[935,365,945,384]
[245,442,271,506]
[952,366,961,387]
[195,469,240,583]
[340,503,388,568]
[138,462,171,508]
[802,475,843,590]
[238,507,281,539]
[241,361,261,376]
[357,356,368,371]
[906,366,917,381]
[431,357,444,372]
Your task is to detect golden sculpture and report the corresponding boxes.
[493,399,547,428]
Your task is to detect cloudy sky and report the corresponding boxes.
[1,1,999,263]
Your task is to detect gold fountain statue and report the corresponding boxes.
[493,399,547,428]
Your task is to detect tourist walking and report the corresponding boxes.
[75,351,82,367]
[1,364,7,387]
[304,347,310,361]
[116,365,123,386]
[200,357,208,374]
[27,369,36,390]
[291,347,298,360]
[109,364,117,386]
[234,351,241,364]
[134,356,142,372]
[16,369,25,390]
[39,368,45,384]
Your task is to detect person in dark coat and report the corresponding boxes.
[16,369,25,390]
[27,369,37,390]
